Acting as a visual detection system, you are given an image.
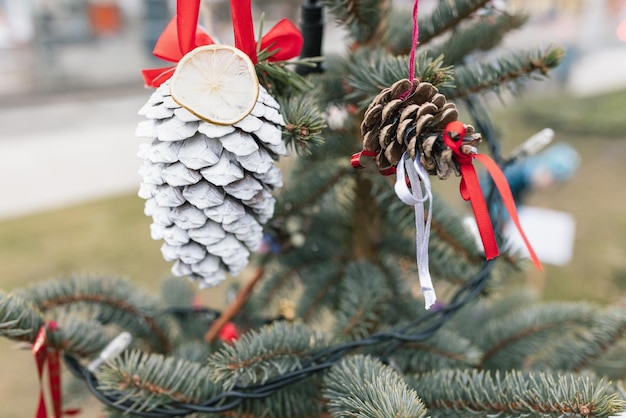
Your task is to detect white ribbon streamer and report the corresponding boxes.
[394,152,435,309]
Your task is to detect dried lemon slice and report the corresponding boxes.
[170,45,259,126]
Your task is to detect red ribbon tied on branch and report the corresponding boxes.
[33,322,62,418]
[142,0,304,88]
[443,121,542,270]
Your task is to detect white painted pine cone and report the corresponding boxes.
[136,81,286,287]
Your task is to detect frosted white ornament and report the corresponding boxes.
[174,107,201,122]
[182,181,224,209]
[200,153,244,186]
[253,165,283,189]
[138,161,165,185]
[223,175,264,201]
[198,121,236,138]
[147,140,182,164]
[137,73,287,287]
[136,120,157,138]
[170,204,206,229]
[238,148,274,174]
[150,223,190,246]
[220,130,259,156]
[204,199,246,224]
[172,260,193,276]
[138,183,157,199]
[177,242,206,264]
[191,255,221,277]
[144,198,172,226]
[234,115,263,133]
[188,220,226,246]
[177,134,222,169]
[156,117,199,142]
[153,185,186,207]
[161,162,202,187]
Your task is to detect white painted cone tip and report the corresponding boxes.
[170,45,260,126]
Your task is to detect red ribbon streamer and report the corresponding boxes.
[350,150,397,176]
[33,322,62,418]
[142,0,303,87]
[443,121,542,270]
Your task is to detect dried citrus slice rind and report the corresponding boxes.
[170,45,259,126]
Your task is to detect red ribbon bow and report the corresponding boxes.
[142,0,304,88]
[443,121,542,270]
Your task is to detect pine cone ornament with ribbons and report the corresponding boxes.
[136,77,286,287]
[360,79,481,179]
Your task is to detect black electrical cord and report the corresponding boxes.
[63,255,496,417]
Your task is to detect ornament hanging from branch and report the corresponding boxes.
[136,0,302,287]
[352,0,540,309]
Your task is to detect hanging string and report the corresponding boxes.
[400,0,420,101]
[407,0,420,83]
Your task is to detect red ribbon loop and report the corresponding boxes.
[443,121,542,270]
[142,0,304,88]
[33,322,62,418]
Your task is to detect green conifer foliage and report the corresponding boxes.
[1,0,625,417]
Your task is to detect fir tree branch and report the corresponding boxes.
[427,11,529,65]
[345,48,454,110]
[440,46,565,100]
[332,262,391,340]
[520,306,626,373]
[0,291,44,342]
[276,162,353,218]
[477,302,598,369]
[323,355,428,418]
[418,0,492,47]
[324,0,387,45]
[19,276,174,353]
[299,263,346,323]
[408,369,625,417]
[208,322,327,389]
[97,350,220,413]
[390,330,482,374]
[279,94,327,154]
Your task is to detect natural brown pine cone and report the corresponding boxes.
[360,79,481,179]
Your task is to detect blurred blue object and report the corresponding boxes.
[494,142,581,204]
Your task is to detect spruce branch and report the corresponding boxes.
[476,302,599,369]
[390,330,482,374]
[208,322,327,389]
[323,355,428,418]
[344,48,454,110]
[0,291,110,356]
[522,306,626,372]
[298,261,346,323]
[96,350,220,413]
[332,262,391,340]
[0,290,44,342]
[19,276,175,353]
[324,0,387,45]
[408,369,626,417]
[279,94,327,154]
[426,11,529,65]
[440,46,565,99]
[275,160,353,218]
[419,0,492,46]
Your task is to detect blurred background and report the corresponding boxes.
[0,0,625,414]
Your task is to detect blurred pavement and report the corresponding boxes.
[0,87,148,219]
